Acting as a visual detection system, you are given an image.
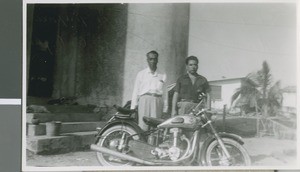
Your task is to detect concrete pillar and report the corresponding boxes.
[53,6,79,98]
[53,4,128,106]
[122,4,190,104]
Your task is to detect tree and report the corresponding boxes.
[231,76,261,114]
[231,61,282,116]
[231,61,283,137]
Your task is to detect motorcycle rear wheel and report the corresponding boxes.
[96,125,139,166]
[204,138,251,166]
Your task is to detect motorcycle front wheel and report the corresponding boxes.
[96,125,139,166]
[204,138,251,166]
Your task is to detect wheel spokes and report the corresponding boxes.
[210,144,247,166]
[101,131,132,165]
[222,145,246,165]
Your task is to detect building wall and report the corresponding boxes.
[210,79,241,109]
[28,4,190,107]
[51,4,129,106]
[188,3,297,88]
[122,3,190,104]
[282,92,297,111]
[29,3,296,109]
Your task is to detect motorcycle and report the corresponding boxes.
[90,94,251,166]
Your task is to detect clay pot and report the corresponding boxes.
[46,121,62,136]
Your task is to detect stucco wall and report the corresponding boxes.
[43,4,190,107]
[52,4,128,106]
[210,79,241,109]
[122,3,190,104]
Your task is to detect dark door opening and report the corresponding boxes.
[28,5,58,98]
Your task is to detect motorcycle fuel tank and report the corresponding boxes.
[158,115,198,129]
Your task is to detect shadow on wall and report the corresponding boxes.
[27,4,129,106]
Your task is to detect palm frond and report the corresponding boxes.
[260,61,272,97]
[231,88,241,105]
[231,61,281,116]
[268,81,283,107]
[245,73,260,87]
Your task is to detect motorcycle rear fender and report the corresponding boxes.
[198,132,244,165]
[94,120,146,143]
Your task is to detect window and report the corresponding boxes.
[210,85,222,100]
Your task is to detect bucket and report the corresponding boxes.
[46,121,62,136]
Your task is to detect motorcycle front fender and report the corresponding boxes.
[94,119,146,143]
[198,132,244,165]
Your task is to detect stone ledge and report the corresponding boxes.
[27,113,103,123]
[59,121,106,133]
[27,131,97,154]
[27,122,106,136]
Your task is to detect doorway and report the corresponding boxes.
[28,5,58,98]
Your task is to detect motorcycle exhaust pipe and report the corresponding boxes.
[91,144,159,166]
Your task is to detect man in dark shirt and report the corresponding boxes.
[171,56,211,116]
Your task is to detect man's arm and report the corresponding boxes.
[204,80,211,109]
[171,91,179,117]
[206,93,211,110]
[162,74,168,113]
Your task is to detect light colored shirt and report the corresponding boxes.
[130,68,167,110]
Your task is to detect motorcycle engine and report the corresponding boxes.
[168,146,181,161]
[128,128,189,162]
[151,128,187,161]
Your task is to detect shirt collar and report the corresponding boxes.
[184,72,200,78]
[147,67,158,76]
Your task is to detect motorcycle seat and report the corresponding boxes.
[113,105,136,115]
[115,113,135,119]
[113,105,136,119]
[143,116,165,127]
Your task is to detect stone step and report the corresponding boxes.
[34,105,97,113]
[27,131,98,154]
[27,112,104,124]
[27,121,106,136]
[60,121,106,133]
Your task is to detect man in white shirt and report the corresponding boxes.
[130,51,167,130]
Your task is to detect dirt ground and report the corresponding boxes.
[26,137,297,167]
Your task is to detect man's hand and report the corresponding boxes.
[163,105,168,113]
[171,110,177,117]
[130,105,137,110]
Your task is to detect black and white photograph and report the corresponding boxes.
[23,1,299,171]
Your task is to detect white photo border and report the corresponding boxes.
[22,0,300,171]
